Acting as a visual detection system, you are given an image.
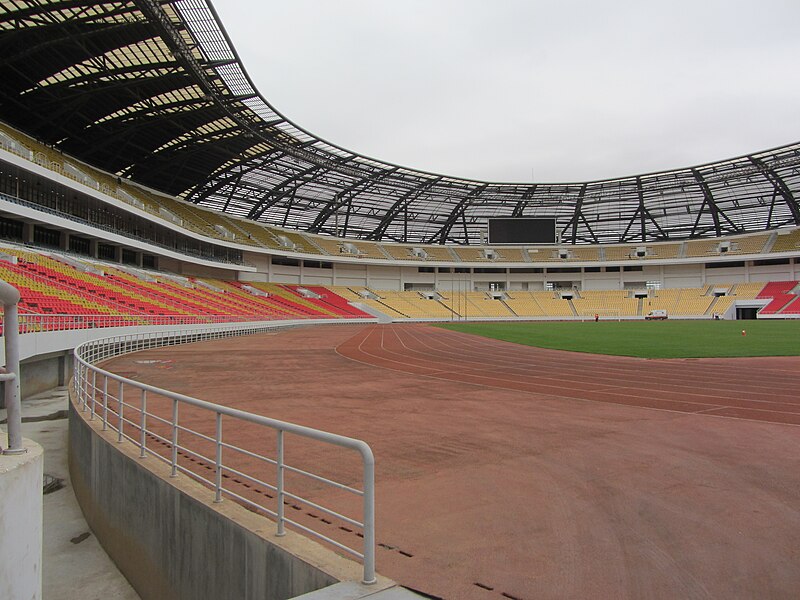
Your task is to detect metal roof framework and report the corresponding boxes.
[0,0,799,245]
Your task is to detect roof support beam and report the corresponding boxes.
[246,165,327,220]
[309,167,399,233]
[690,169,741,237]
[749,155,800,225]
[366,177,442,240]
[511,186,537,217]
[427,184,488,245]
[559,184,587,244]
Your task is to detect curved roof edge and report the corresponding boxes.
[0,0,798,244]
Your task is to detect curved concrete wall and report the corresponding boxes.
[68,397,369,600]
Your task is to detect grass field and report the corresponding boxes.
[436,320,800,358]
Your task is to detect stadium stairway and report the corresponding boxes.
[284,285,371,318]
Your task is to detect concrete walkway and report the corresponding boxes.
[2,387,139,600]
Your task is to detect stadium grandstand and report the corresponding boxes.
[0,2,799,600]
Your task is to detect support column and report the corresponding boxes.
[21,222,34,244]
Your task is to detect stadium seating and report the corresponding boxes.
[420,246,459,262]
[771,229,800,253]
[0,236,796,326]
[757,281,799,314]
[572,291,639,317]
[305,235,385,259]
[440,291,514,317]
[493,247,528,262]
[685,234,770,257]
[379,244,427,261]
[451,247,497,262]
[645,288,717,316]
[0,244,374,325]
[283,285,371,317]
[500,291,573,317]
[780,296,800,315]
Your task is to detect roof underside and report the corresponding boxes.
[0,0,799,245]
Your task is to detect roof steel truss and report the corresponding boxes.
[0,0,798,245]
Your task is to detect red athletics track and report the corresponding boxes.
[337,324,800,425]
[103,323,800,600]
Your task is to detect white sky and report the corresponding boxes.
[214,0,800,184]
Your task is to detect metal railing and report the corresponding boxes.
[72,325,376,584]
[11,312,320,334]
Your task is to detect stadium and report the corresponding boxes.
[0,1,798,599]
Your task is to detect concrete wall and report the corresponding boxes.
[21,351,70,398]
[0,436,43,600]
[228,259,799,292]
[69,401,367,600]
[0,351,71,407]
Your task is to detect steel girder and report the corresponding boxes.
[0,1,799,245]
[366,177,443,241]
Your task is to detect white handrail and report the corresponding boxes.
[72,325,376,584]
[0,279,22,454]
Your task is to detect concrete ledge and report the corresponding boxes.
[68,391,386,600]
[0,436,43,600]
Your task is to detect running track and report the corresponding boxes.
[104,323,800,600]
[337,324,800,425]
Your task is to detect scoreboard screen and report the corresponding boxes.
[488,218,557,244]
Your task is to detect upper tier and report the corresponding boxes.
[1,120,799,268]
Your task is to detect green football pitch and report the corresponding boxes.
[436,319,800,358]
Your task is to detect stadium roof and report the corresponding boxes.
[0,0,799,245]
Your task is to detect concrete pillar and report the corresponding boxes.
[59,231,70,251]
[21,222,34,244]
[88,239,98,259]
[135,252,143,268]
[0,438,44,600]
[113,246,122,263]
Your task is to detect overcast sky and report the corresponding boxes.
[213,0,800,184]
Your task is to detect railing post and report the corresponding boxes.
[80,363,88,412]
[90,370,97,420]
[214,412,223,503]
[139,389,147,458]
[362,453,376,584]
[276,430,285,536]
[102,375,108,431]
[170,399,178,477]
[117,381,124,442]
[1,282,23,454]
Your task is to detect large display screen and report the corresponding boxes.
[488,218,557,244]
